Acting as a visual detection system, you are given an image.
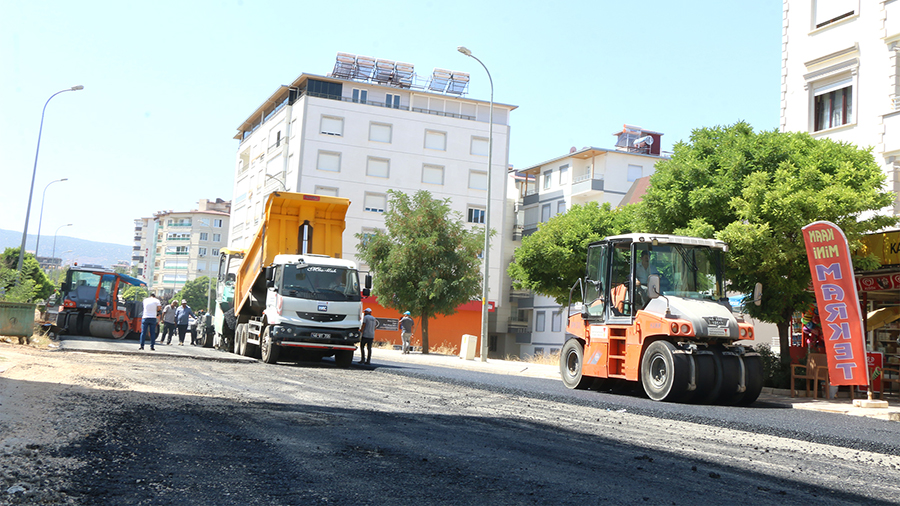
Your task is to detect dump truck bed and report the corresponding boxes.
[234,192,349,317]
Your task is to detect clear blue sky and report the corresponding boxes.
[0,0,782,247]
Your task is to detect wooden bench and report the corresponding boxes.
[791,353,829,398]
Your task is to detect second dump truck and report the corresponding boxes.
[562,233,764,405]
[214,192,369,367]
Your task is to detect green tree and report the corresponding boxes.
[174,276,215,312]
[0,247,54,303]
[507,202,636,304]
[355,190,483,353]
[639,122,897,365]
[121,285,150,303]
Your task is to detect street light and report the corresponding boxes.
[458,46,494,363]
[16,85,84,283]
[265,173,287,190]
[52,224,73,263]
[34,178,68,258]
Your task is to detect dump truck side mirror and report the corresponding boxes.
[753,282,763,306]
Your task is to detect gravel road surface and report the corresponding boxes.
[1,341,899,505]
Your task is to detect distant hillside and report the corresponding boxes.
[0,229,132,269]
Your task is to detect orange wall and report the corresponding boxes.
[363,296,483,355]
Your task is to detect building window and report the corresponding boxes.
[314,185,338,196]
[369,123,392,143]
[385,94,400,109]
[422,164,444,185]
[541,204,551,222]
[317,151,341,172]
[469,170,487,190]
[627,164,643,182]
[198,247,207,257]
[352,89,367,104]
[199,232,208,241]
[813,0,855,29]
[320,116,343,136]
[212,249,219,257]
[467,208,485,224]
[814,84,852,131]
[551,311,562,332]
[213,233,221,242]
[364,193,386,213]
[198,218,210,227]
[360,227,379,246]
[425,130,447,151]
[559,165,569,185]
[213,219,222,228]
[471,137,489,156]
[557,200,566,215]
[367,157,390,178]
[535,311,546,332]
[543,170,552,190]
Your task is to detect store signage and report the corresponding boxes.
[861,230,900,266]
[802,221,869,386]
[856,272,900,292]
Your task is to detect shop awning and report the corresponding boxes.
[866,306,900,331]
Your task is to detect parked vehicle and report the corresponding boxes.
[213,192,370,367]
[57,268,147,339]
[561,233,764,405]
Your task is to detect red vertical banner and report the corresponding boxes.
[802,221,869,387]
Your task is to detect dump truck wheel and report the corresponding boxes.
[715,350,743,405]
[736,354,764,406]
[641,340,689,401]
[560,339,592,390]
[334,349,353,368]
[260,326,280,364]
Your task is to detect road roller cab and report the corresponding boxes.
[561,233,764,405]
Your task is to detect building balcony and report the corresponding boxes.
[133,236,141,242]
[166,237,191,241]
[508,318,530,329]
[509,286,531,298]
[571,176,604,197]
[165,252,189,256]
[132,246,141,251]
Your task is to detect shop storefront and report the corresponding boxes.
[858,230,900,396]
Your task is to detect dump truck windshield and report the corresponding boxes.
[281,265,361,302]
[650,245,724,300]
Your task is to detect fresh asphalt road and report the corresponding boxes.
[38,335,900,505]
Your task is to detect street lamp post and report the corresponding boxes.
[34,178,68,258]
[458,46,494,363]
[52,224,73,263]
[265,173,287,190]
[16,85,84,283]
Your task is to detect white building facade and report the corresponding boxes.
[229,54,516,340]
[781,0,900,214]
[136,199,231,298]
[509,127,668,358]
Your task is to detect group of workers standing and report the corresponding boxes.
[137,294,198,351]
[358,308,415,364]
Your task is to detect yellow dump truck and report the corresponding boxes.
[213,192,369,367]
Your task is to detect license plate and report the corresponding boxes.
[311,332,331,339]
[707,327,729,337]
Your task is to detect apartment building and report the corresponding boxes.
[781,1,900,213]
[229,53,517,350]
[135,199,231,297]
[508,126,668,358]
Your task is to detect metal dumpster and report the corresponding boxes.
[0,302,36,338]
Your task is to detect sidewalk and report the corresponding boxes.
[54,336,900,421]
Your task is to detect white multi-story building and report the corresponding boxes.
[229,53,516,345]
[509,126,669,358]
[132,217,153,281]
[781,1,900,214]
[137,199,231,298]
